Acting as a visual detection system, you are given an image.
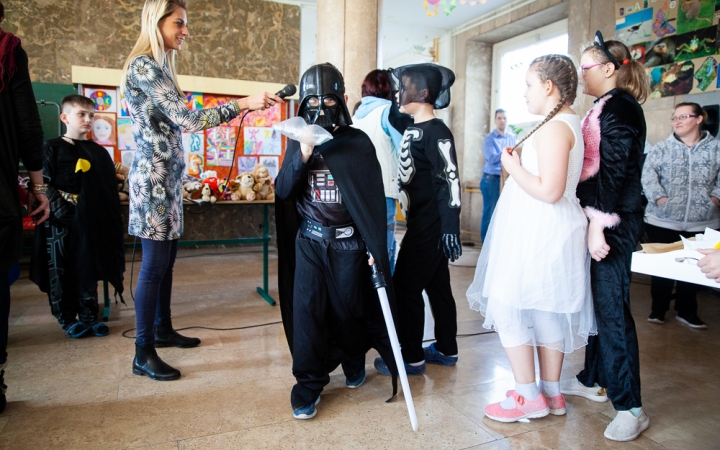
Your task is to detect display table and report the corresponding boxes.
[100,199,276,320]
[631,249,719,289]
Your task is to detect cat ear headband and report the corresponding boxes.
[594,31,629,69]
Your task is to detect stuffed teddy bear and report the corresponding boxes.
[252,164,275,201]
[200,184,217,204]
[114,163,130,202]
[230,172,256,201]
[182,181,202,199]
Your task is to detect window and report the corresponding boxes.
[491,20,568,128]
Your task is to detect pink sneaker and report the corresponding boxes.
[546,394,566,415]
[505,390,566,416]
[485,390,550,423]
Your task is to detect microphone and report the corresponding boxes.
[275,84,297,99]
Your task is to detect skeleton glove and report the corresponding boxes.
[440,234,462,262]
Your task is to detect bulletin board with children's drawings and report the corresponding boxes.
[81,86,287,183]
[615,0,720,98]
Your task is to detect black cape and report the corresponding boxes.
[30,137,125,299]
[275,126,400,387]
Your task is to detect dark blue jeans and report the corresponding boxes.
[134,238,178,347]
[480,174,500,243]
[0,270,10,365]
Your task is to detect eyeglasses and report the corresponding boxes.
[670,114,699,122]
[580,63,603,72]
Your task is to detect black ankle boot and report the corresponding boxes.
[132,344,181,381]
[154,322,201,348]
[0,369,7,414]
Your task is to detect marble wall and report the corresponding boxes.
[1,0,300,85]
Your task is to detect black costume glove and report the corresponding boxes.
[440,234,462,262]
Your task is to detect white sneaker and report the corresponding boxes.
[559,379,609,402]
[604,410,650,442]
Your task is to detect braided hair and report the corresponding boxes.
[512,54,578,151]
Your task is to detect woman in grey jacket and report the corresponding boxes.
[642,102,720,329]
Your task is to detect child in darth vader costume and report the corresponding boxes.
[374,63,462,376]
[274,63,399,420]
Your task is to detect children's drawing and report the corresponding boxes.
[121,150,136,167]
[186,153,204,177]
[103,146,115,162]
[243,126,281,155]
[649,60,695,98]
[184,92,203,111]
[92,113,117,146]
[259,156,279,181]
[237,156,258,173]
[694,56,718,91]
[119,90,130,117]
[117,118,136,150]
[182,132,203,154]
[85,88,118,113]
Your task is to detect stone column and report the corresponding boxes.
[316,0,379,108]
[567,0,616,115]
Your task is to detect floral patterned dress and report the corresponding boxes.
[124,55,239,240]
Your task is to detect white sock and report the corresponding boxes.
[501,382,540,409]
[539,380,560,398]
[409,361,424,366]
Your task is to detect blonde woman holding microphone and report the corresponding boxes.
[121,0,281,381]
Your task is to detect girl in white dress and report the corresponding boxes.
[466,55,595,422]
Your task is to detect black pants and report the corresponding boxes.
[645,223,703,319]
[577,212,643,410]
[290,234,370,410]
[0,270,9,365]
[393,224,457,364]
[45,224,98,327]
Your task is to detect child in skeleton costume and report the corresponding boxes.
[466,55,595,423]
[374,64,462,376]
[30,95,125,338]
[275,63,399,420]
[559,33,651,442]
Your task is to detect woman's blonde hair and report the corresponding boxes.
[121,0,187,96]
[583,40,650,104]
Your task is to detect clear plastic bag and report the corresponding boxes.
[273,117,333,146]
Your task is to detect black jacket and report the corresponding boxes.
[0,44,43,272]
[577,88,647,217]
[30,138,125,297]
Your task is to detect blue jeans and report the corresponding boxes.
[386,198,397,275]
[480,174,500,243]
[0,270,10,365]
[134,238,178,346]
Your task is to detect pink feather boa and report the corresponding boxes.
[579,94,611,182]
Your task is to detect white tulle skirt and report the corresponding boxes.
[466,177,596,353]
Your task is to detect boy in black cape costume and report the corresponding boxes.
[274,63,399,419]
[30,95,125,338]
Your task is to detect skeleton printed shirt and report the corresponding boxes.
[124,55,240,240]
[398,118,461,234]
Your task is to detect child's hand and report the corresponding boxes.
[500,147,520,174]
[300,142,314,163]
[588,221,610,261]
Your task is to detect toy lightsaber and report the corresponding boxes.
[370,260,418,431]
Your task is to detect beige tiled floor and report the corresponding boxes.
[1,246,719,449]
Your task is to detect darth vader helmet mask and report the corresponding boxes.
[298,63,352,130]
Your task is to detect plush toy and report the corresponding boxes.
[114,162,130,202]
[252,164,275,201]
[230,172,257,201]
[182,181,202,199]
[200,184,217,204]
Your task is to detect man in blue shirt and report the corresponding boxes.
[480,109,516,243]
